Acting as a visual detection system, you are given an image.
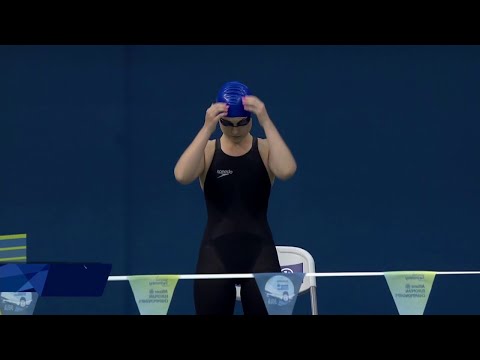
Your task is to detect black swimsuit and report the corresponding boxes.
[194,136,281,315]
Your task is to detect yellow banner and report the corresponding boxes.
[128,275,179,315]
[384,271,436,315]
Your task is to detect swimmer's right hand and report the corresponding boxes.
[204,102,228,132]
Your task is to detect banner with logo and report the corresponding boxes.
[0,291,39,315]
[128,275,179,315]
[254,272,305,315]
[0,233,39,315]
[384,271,436,315]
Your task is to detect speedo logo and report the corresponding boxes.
[217,169,233,178]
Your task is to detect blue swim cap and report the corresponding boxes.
[216,81,252,118]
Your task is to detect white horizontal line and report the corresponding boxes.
[107,271,480,281]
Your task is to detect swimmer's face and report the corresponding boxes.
[220,117,252,139]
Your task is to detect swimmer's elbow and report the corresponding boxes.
[174,168,195,185]
[274,163,297,181]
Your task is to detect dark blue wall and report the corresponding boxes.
[1,45,479,314]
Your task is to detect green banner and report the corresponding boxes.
[128,275,179,315]
[384,271,436,315]
[0,233,27,262]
